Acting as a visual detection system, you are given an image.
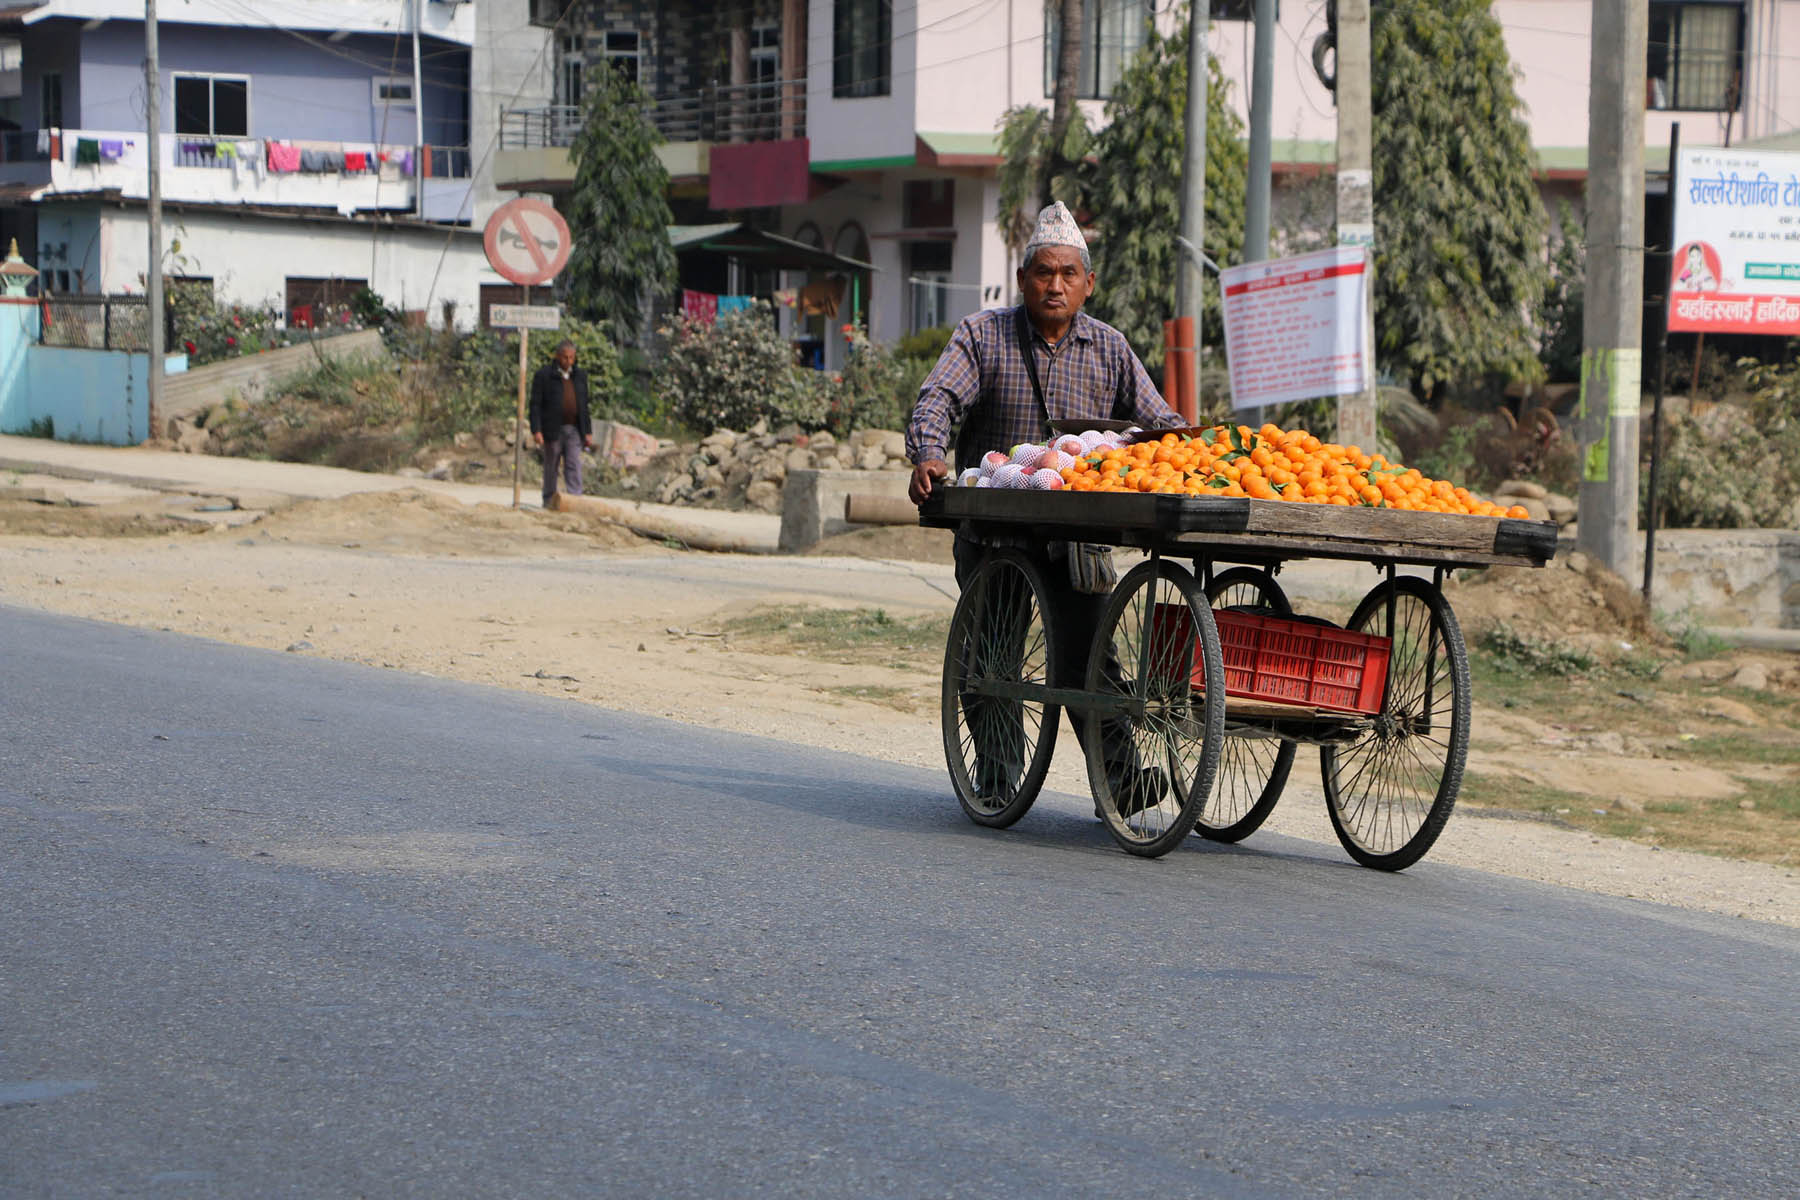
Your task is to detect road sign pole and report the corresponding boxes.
[513,284,529,508]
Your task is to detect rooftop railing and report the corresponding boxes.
[501,78,806,150]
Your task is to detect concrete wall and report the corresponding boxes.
[160,328,386,424]
[1633,528,1800,630]
[0,299,156,445]
[469,0,554,227]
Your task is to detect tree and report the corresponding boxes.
[563,65,676,343]
[996,0,1092,257]
[1371,0,1549,400]
[1045,0,1088,208]
[1535,199,1586,383]
[996,104,1090,257]
[1079,15,1247,376]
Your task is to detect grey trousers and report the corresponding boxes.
[951,537,1139,783]
[542,426,584,505]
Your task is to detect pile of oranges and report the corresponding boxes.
[1062,423,1531,518]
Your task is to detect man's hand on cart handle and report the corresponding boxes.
[909,458,949,505]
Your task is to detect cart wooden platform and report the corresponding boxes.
[919,488,1559,869]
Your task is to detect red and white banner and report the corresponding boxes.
[1668,146,1800,335]
[1219,246,1370,410]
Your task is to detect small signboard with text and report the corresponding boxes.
[488,304,562,330]
[1668,145,1800,336]
[1219,246,1370,410]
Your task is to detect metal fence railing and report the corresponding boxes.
[40,296,151,352]
[500,78,807,150]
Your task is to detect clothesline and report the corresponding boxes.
[61,131,417,180]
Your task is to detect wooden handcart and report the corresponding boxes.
[919,489,1559,870]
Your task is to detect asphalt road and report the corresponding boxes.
[4,605,1796,1198]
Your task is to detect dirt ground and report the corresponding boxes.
[4,487,1798,929]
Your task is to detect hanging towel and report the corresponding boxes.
[266,142,301,172]
[237,141,263,181]
[74,138,100,165]
[35,129,50,155]
[682,290,719,325]
[98,139,125,161]
[343,151,368,172]
[716,295,753,316]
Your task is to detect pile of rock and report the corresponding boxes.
[1496,479,1577,528]
[638,423,911,512]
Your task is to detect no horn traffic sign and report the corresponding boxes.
[483,197,572,287]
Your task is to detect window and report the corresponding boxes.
[529,0,563,28]
[903,179,955,229]
[1649,2,1744,112]
[907,241,953,333]
[833,0,891,99]
[1044,0,1152,100]
[750,20,780,86]
[40,72,62,128]
[174,75,249,137]
[373,78,414,105]
[1209,0,1279,20]
[605,30,640,85]
[559,35,584,107]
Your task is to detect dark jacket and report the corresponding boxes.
[529,362,591,438]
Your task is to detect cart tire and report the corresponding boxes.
[1320,575,1470,871]
[1085,559,1225,858]
[1199,568,1296,844]
[941,548,1062,828]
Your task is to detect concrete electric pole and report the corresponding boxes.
[1177,0,1209,326]
[145,0,163,438]
[1332,0,1378,452]
[1243,0,1275,263]
[1577,0,1648,579]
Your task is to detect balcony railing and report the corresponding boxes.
[500,78,807,150]
[0,129,474,219]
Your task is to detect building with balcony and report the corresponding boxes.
[0,0,554,328]
[496,1,1800,363]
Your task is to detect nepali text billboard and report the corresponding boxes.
[1668,145,1800,336]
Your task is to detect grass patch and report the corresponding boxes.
[1476,624,1597,676]
[822,683,927,714]
[721,605,949,669]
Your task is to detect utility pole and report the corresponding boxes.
[1177,0,1209,324]
[145,0,163,440]
[1243,0,1275,262]
[1577,0,1647,579]
[1174,0,1210,421]
[412,0,426,219]
[1333,0,1377,451]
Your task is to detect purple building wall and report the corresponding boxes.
[23,20,467,147]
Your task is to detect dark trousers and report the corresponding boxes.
[541,426,584,505]
[952,537,1138,784]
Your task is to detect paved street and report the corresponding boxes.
[4,604,1798,1197]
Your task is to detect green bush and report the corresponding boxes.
[1655,365,1800,528]
[169,281,286,365]
[823,323,920,437]
[657,302,826,434]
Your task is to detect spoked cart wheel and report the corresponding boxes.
[1199,567,1298,844]
[1084,559,1225,858]
[1320,574,1471,870]
[941,547,1063,828]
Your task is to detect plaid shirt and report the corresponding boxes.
[906,306,1181,470]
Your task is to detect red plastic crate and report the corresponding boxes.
[1152,604,1391,714]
